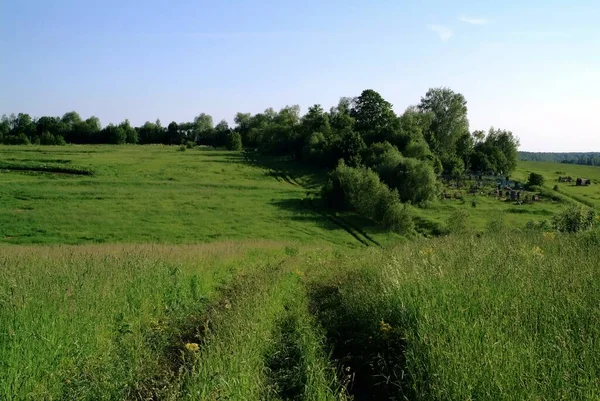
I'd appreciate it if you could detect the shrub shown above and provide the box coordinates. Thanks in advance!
[185,140,195,149]
[553,184,559,191]
[322,161,414,234]
[362,141,403,169]
[178,144,186,152]
[386,157,438,204]
[528,172,545,186]
[552,205,596,233]
[525,220,552,231]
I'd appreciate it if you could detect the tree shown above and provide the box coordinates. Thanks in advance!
[351,89,399,144]
[330,129,366,167]
[471,127,520,175]
[102,124,126,144]
[166,121,181,144]
[226,131,243,151]
[193,113,214,145]
[214,120,231,147]
[119,119,138,144]
[418,88,469,163]
[329,97,355,132]
[386,157,439,204]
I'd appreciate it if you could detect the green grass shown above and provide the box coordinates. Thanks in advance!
[2,146,600,400]
[0,145,399,247]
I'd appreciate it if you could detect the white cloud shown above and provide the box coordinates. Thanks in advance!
[459,16,488,25]
[427,24,453,41]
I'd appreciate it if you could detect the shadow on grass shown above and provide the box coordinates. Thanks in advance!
[265,311,308,401]
[271,198,382,247]
[308,279,426,401]
[412,216,447,237]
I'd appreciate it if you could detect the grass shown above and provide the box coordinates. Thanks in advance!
[2,145,600,399]
[0,145,400,247]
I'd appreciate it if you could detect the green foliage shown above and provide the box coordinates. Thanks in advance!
[446,209,470,233]
[418,88,469,160]
[351,89,399,144]
[471,128,520,174]
[226,131,243,151]
[528,172,545,186]
[322,161,414,234]
[552,205,596,233]
[387,157,439,204]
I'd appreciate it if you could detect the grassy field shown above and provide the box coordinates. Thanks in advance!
[0,145,400,247]
[2,145,600,400]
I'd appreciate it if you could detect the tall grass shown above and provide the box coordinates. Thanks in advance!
[2,231,600,399]
[183,255,344,400]
[309,229,600,400]
[0,241,287,400]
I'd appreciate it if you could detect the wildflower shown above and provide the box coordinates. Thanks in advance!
[295,269,305,277]
[185,342,199,352]
[532,246,544,257]
[419,248,434,256]
[379,320,393,334]
[542,231,556,240]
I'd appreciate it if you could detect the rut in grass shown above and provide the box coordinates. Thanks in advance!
[308,279,422,401]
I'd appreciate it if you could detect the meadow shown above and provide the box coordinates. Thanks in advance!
[1,145,600,400]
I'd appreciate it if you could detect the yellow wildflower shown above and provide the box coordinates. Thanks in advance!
[532,246,544,257]
[542,231,556,240]
[185,342,199,352]
[419,248,434,256]
[379,320,393,334]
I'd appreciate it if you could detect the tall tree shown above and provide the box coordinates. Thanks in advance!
[418,88,469,161]
[193,113,214,145]
[351,89,399,144]
[119,119,138,144]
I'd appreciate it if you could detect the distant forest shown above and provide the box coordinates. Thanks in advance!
[520,152,600,166]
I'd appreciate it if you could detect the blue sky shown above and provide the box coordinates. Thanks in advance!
[1,0,599,151]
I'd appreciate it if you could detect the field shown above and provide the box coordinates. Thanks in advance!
[0,145,401,247]
[2,145,600,400]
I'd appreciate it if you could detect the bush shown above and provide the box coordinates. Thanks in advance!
[185,140,195,149]
[525,220,552,231]
[552,205,596,233]
[386,157,439,204]
[322,161,414,234]
[528,172,545,186]
[178,144,186,152]
[553,184,559,191]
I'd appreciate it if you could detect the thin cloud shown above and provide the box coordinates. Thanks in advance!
[459,16,488,25]
[427,24,453,41]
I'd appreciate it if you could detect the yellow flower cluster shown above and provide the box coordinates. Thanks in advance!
[379,320,393,334]
[185,342,199,352]
[532,246,544,257]
[543,231,556,240]
[419,248,434,256]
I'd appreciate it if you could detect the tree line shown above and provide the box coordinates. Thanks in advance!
[1,88,519,234]
[520,152,600,166]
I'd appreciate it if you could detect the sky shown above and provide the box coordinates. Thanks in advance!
[1,0,599,152]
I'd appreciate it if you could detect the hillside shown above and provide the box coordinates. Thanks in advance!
[0,145,399,247]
